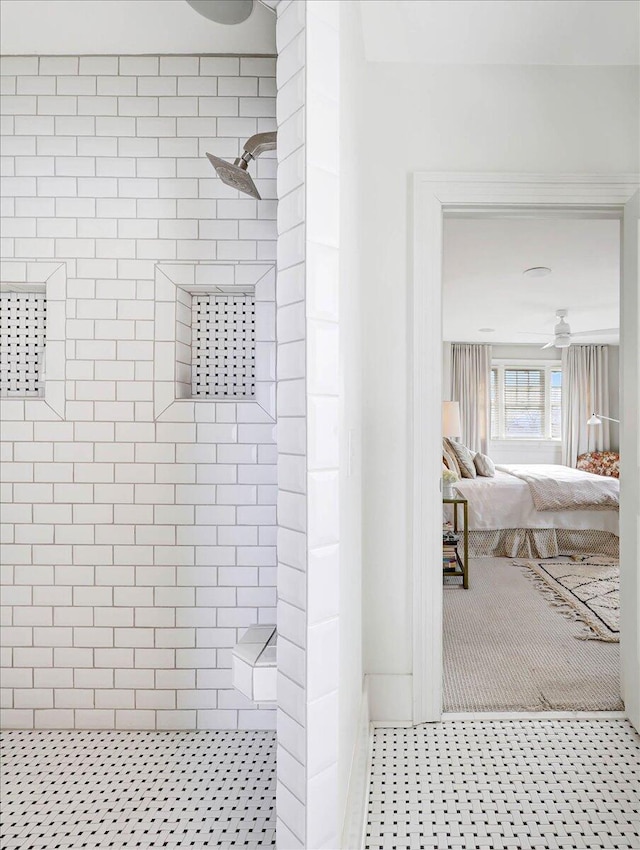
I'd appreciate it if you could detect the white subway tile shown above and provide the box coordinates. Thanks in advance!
[79,57,118,75]
[2,95,37,114]
[14,116,54,135]
[96,77,136,96]
[1,57,38,75]
[76,96,115,116]
[74,709,115,728]
[118,57,159,75]
[136,117,176,137]
[40,57,78,75]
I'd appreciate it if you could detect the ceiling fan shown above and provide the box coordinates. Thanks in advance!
[534,309,618,350]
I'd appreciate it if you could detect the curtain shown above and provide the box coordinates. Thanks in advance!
[561,344,610,467]
[450,343,492,454]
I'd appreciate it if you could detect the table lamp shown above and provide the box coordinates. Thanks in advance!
[442,401,462,439]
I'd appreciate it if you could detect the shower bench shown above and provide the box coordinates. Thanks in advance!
[232,625,277,704]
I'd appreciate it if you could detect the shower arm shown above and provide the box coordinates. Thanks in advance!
[234,132,277,170]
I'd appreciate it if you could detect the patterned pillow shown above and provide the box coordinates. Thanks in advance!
[474,452,496,477]
[576,451,620,478]
[443,448,461,479]
[445,438,477,479]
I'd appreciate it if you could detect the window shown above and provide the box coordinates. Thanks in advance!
[491,361,562,440]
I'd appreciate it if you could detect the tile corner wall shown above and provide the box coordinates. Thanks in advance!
[275,1,342,847]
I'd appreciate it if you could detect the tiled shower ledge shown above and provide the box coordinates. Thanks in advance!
[232,626,277,704]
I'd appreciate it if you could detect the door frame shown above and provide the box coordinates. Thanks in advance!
[410,173,640,727]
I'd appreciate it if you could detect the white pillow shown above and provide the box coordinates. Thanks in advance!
[474,452,496,477]
[446,439,477,479]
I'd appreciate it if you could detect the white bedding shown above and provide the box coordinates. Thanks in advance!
[496,463,619,511]
[452,469,619,534]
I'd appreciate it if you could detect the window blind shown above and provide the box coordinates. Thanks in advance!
[503,368,544,437]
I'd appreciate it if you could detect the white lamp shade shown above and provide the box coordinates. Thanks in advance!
[442,401,462,438]
[587,413,602,426]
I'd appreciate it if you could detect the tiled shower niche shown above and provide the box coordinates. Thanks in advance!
[0,262,66,419]
[190,293,256,400]
[0,287,47,398]
[154,263,275,420]
[191,294,256,400]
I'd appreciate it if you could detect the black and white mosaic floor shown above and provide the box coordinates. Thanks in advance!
[366,718,640,850]
[1,729,275,849]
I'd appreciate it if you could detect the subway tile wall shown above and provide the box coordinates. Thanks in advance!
[275,1,308,846]
[304,2,341,846]
[0,54,278,731]
[275,2,342,846]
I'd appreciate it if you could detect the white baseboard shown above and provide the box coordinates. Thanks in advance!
[341,678,370,850]
[367,674,412,722]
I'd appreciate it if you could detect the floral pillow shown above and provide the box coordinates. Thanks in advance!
[576,451,620,478]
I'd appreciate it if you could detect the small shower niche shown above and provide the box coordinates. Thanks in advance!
[0,285,47,398]
[0,262,66,419]
[189,291,256,400]
[153,263,275,421]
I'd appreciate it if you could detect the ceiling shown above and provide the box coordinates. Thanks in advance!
[0,0,276,56]
[442,217,620,345]
[360,0,640,65]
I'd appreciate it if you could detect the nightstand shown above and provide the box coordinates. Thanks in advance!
[443,491,469,589]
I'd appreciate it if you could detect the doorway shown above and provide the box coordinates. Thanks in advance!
[410,174,640,728]
[441,213,621,712]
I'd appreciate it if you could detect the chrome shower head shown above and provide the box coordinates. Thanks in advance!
[206,132,276,200]
[206,153,262,200]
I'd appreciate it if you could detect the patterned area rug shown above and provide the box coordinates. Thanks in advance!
[517,556,619,643]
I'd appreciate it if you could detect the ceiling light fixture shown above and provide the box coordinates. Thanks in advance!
[478,328,495,333]
[523,266,552,278]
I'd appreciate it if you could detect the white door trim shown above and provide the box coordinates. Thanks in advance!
[410,173,640,727]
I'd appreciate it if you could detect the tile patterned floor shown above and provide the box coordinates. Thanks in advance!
[0,729,275,849]
[366,719,640,850]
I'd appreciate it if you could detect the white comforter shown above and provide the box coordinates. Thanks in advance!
[496,463,619,511]
[452,467,619,534]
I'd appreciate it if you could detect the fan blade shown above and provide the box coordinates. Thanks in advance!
[570,328,619,338]
[514,331,552,337]
[541,341,555,349]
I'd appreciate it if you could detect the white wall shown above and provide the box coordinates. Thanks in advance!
[0,0,276,56]
[338,0,364,843]
[0,54,278,731]
[361,63,639,688]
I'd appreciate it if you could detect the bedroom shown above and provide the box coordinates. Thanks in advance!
[441,213,621,713]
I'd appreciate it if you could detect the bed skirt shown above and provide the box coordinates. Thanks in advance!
[468,528,619,558]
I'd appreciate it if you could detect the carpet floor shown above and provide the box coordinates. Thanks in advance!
[443,557,622,712]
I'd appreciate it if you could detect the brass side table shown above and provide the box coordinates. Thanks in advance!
[443,491,469,589]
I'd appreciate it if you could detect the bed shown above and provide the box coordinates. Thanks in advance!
[447,463,619,558]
